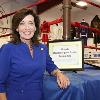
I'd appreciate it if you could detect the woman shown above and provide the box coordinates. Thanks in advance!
[0,8,70,100]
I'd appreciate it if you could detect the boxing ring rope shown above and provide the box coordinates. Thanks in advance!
[0,33,11,38]
[84,46,100,50]
[71,22,100,34]
[83,0,100,9]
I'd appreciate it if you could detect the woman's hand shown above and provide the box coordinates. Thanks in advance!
[52,69,70,89]
[56,71,70,89]
[0,93,7,100]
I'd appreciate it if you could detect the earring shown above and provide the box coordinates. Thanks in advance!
[16,28,18,32]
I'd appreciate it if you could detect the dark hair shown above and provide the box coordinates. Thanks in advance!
[11,8,40,44]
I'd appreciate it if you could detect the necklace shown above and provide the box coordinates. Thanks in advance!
[29,44,33,51]
[28,44,33,58]
[21,40,33,57]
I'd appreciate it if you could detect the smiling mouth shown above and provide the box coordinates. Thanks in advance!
[24,32,32,35]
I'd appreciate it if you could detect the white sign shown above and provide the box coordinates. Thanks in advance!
[48,40,83,70]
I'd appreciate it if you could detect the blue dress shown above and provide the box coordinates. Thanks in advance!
[0,42,57,100]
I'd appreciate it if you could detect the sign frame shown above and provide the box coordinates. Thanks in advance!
[48,39,84,71]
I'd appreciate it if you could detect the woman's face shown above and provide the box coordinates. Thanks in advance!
[16,15,36,40]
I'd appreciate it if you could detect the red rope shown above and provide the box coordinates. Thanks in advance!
[26,0,48,8]
[0,34,12,38]
[71,22,100,34]
[83,0,100,8]
[48,17,63,25]
[84,45,100,50]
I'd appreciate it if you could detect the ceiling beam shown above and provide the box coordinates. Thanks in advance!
[37,0,62,14]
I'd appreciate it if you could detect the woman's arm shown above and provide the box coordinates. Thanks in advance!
[0,44,12,99]
[44,45,70,88]
[0,93,7,100]
[51,69,70,89]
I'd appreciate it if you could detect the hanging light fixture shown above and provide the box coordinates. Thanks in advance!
[76,1,87,7]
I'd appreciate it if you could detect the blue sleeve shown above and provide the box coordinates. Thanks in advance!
[45,45,58,74]
[0,44,11,92]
